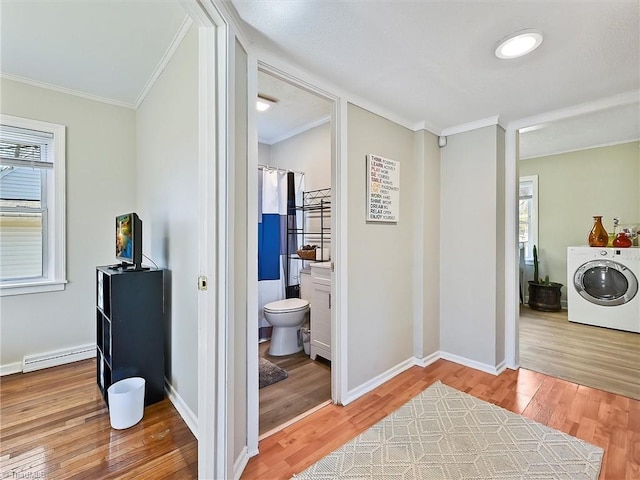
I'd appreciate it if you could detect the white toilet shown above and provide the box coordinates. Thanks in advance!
[264,298,310,356]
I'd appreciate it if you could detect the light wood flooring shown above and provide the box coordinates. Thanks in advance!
[520,305,640,400]
[259,341,331,435]
[0,359,197,479]
[3,341,638,479]
[242,359,640,480]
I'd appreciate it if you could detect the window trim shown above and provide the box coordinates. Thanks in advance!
[519,174,538,264]
[0,114,67,296]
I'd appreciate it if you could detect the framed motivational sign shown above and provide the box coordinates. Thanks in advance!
[366,154,400,223]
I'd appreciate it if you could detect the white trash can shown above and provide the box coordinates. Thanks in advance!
[300,328,311,355]
[107,377,146,430]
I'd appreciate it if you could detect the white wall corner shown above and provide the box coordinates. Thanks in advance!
[413,132,426,359]
[342,357,416,406]
[134,15,194,109]
[414,351,441,368]
[494,359,508,375]
[0,362,22,376]
[439,351,505,376]
[233,446,250,480]
[165,377,199,440]
[412,119,441,137]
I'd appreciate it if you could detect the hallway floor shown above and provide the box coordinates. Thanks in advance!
[519,305,640,400]
[259,341,331,436]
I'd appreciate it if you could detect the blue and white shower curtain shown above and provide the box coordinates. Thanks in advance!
[258,167,304,340]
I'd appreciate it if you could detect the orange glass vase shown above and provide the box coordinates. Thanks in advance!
[588,216,608,247]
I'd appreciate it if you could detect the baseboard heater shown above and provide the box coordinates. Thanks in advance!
[22,344,96,373]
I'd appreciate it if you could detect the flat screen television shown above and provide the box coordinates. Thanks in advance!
[115,213,143,270]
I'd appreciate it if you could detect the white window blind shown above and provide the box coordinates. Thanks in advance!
[0,125,52,282]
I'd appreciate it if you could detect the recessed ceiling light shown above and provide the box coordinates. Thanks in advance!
[257,94,277,112]
[495,29,543,59]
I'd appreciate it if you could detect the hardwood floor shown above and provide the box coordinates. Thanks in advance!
[520,305,640,400]
[3,345,638,479]
[259,342,331,436]
[0,359,197,479]
[242,359,640,480]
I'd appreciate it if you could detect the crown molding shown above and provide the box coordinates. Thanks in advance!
[412,120,440,136]
[440,115,502,137]
[520,138,640,160]
[0,73,135,109]
[134,15,193,109]
[259,115,331,145]
[508,90,640,132]
[255,47,419,133]
[1,15,195,112]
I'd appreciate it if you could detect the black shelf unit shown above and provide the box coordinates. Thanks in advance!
[285,188,331,297]
[96,266,165,406]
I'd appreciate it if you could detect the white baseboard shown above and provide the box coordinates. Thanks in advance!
[341,350,509,406]
[164,378,198,440]
[233,446,250,480]
[439,351,505,375]
[342,357,416,406]
[0,362,22,376]
[22,343,96,373]
[414,350,440,368]
[494,360,508,375]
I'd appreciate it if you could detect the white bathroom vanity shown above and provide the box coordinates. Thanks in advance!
[309,262,332,362]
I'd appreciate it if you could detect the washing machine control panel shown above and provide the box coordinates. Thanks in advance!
[612,248,640,261]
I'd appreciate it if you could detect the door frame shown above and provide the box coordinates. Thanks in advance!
[185,0,231,477]
[503,90,639,369]
[246,54,346,454]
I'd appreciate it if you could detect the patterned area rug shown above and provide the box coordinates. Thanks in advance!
[293,381,604,479]
[259,357,288,389]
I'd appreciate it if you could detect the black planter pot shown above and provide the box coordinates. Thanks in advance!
[528,281,563,312]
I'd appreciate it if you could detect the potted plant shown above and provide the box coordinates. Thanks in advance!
[527,245,563,312]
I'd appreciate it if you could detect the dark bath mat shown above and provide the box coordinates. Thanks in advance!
[259,357,288,388]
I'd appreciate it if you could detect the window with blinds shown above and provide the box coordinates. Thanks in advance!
[519,175,538,262]
[0,126,53,282]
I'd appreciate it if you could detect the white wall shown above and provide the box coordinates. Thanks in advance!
[0,78,136,368]
[495,127,506,363]
[440,125,505,369]
[268,122,332,191]
[258,142,272,166]
[135,26,199,414]
[346,103,416,390]
[232,37,249,467]
[416,130,441,358]
[520,141,640,298]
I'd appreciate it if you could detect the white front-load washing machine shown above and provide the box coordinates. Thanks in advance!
[567,246,640,333]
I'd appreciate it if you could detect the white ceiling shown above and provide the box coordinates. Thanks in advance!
[0,1,188,107]
[1,1,638,155]
[231,1,639,131]
[519,102,640,159]
[258,70,332,144]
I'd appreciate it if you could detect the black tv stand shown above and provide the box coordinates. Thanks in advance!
[96,266,165,406]
[109,263,150,272]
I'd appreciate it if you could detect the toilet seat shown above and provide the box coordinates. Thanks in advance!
[264,298,309,314]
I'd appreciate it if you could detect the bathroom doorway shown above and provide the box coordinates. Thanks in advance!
[253,66,337,437]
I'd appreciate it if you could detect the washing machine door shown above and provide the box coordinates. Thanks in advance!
[574,260,638,306]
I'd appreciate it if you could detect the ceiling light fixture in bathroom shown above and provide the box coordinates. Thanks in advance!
[257,94,277,112]
[495,29,543,59]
